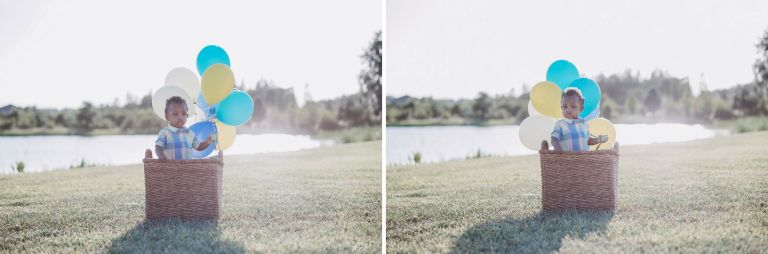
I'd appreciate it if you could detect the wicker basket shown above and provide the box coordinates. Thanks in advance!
[539,140,619,211]
[142,150,224,220]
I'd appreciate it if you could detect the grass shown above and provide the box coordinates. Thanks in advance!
[313,126,382,144]
[387,132,768,253]
[0,141,382,253]
[711,116,768,133]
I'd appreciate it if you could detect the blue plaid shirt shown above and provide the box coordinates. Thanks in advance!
[551,118,591,151]
[155,126,201,160]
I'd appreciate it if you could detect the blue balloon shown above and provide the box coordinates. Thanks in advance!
[196,92,217,119]
[583,104,600,121]
[568,77,602,118]
[546,60,580,90]
[196,45,231,76]
[216,90,254,126]
[189,121,218,159]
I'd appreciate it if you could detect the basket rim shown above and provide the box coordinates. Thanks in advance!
[539,140,620,156]
[143,150,224,165]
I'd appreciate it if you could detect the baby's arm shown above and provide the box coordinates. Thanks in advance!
[195,135,215,151]
[155,145,166,160]
[588,135,609,145]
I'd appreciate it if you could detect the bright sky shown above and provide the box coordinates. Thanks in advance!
[0,0,381,109]
[387,0,768,99]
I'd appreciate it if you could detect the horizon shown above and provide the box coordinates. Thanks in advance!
[385,69,755,102]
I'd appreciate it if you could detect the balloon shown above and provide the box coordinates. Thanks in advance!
[530,81,563,119]
[164,67,200,100]
[518,115,556,151]
[201,64,234,105]
[189,121,217,158]
[196,45,231,76]
[216,90,254,126]
[546,60,579,90]
[583,104,600,121]
[151,86,195,120]
[215,121,236,151]
[196,92,217,119]
[527,100,540,117]
[567,77,601,118]
[587,118,616,151]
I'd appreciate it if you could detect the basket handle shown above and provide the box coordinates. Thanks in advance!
[145,149,153,159]
[613,142,620,154]
[540,140,549,151]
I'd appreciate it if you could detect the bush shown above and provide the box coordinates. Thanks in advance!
[318,114,341,131]
[13,161,25,173]
[410,152,422,164]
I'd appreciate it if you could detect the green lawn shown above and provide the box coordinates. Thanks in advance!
[1,141,382,253]
[387,132,768,253]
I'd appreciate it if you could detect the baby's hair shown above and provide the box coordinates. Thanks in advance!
[165,96,187,113]
[562,87,585,105]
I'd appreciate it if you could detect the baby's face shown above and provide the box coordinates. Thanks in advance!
[165,103,188,128]
[561,96,583,119]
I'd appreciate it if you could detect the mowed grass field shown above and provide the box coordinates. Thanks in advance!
[1,141,381,253]
[387,132,768,253]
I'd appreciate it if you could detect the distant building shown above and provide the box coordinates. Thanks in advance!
[0,105,16,117]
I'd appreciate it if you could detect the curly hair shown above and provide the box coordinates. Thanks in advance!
[562,87,584,105]
[165,96,187,113]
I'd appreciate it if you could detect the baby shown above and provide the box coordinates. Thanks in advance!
[154,96,215,160]
[551,88,608,151]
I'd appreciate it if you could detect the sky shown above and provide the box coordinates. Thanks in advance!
[387,0,768,99]
[0,0,381,109]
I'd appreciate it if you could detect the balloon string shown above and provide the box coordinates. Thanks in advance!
[212,118,221,152]
[591,134,602,150]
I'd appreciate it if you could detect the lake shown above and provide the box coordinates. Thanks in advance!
[386,124,729,165]
[1,134,333,173]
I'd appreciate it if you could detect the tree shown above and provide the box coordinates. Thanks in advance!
[359,31,382,118]
[472,92,492,120]
[77,102,96,132]
[755,28,768,89]
[752,27,768,114]
[252,98,267,126]
[644,88,661,116]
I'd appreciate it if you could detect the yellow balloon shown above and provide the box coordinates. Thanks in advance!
[587,118,616,150]
[201,64,234,105]
[215,121,236,151]
[530,81,563,119]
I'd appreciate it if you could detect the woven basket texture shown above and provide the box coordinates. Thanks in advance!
[143,150,224,219]
[539,140,619,211]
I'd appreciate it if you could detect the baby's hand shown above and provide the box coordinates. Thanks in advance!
[598,135,609,143]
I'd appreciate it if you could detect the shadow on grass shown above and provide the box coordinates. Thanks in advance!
[108,219,245,253]
[451,210,613,253]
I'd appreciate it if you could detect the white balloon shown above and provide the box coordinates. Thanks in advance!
[518,115,556,151]
[164,67,200,101]
[152,86,196,120]
[527,100,541,117]
[184,105,206,128]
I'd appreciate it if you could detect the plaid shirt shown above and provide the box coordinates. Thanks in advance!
[155,125,201,160]
[551,118,591,152]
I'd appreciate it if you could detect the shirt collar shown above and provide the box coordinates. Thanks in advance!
[563,118,584,124]
[167,125,180,132]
